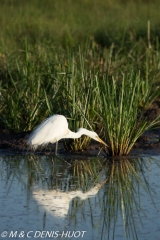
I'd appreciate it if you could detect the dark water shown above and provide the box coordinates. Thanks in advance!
[0,154,160,240]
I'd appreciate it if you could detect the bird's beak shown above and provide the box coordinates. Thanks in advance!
[97,137,108,147]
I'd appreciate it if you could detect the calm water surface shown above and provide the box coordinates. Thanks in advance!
[0,154,160,240]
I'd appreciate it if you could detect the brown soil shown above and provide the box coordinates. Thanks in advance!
[0,99,160,157]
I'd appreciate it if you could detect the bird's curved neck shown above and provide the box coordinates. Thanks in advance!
[65,128,91,139]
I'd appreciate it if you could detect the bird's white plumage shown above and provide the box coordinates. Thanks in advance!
[27,115,69,148]
[27,114,107,151]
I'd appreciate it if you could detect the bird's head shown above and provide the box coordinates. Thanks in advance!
[78,128,108,147]
[91,132,108,147]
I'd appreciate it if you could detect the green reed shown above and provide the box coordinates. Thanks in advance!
[0,37,160,154]
[0,0,160,50]
[0,41,101,151]
[0,41,61,131]
[44,45,101,151]
[98,68,160,156]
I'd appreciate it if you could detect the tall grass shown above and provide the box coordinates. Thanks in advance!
[0,0,160,155]
[51,47,100,151]
[0,39,160,154]
[0,41,59,131]
[98,69,160,156]
[0,41,102,150]
[0,0,160,50]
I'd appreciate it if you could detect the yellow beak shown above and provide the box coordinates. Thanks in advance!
[97,136,108,147]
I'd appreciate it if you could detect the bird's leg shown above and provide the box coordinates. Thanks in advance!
[55,141,58,156]
[53,141,71,165]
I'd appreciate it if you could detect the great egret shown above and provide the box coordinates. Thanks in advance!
[27,114,107,154]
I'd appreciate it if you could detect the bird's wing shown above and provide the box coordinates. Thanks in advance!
[27,115,69,146]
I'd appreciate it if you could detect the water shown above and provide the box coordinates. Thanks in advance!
[0,154,160,240]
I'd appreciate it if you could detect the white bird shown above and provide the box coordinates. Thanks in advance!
[27,114,107,154]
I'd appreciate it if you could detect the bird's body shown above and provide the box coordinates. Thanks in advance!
[27,114,107,151]
[27,115,69,147]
